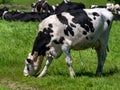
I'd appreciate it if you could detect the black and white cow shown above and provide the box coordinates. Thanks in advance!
[31,0,85,14]
[113,14,120,21]
[2,10,51,22]
[90,3,120,14]
[23,8,113,77]
[54,0,85,14]
[31,0,54,13]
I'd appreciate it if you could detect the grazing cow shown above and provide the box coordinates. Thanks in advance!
[23,8,113,77]
[2,11,51,22]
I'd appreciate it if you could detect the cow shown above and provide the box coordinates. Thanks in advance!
[23,8,113,78]
[31,0,54,13]
[114,4,120,14]
[2,10,51,22]
[90,3,120,14]
[54,0,85,14]
[113,14,120,21]
[31,0,85,14]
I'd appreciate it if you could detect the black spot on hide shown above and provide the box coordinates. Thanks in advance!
[56,13,75,36]
[51,35,53,37]
[70,23,76,28]
[48,23,53,28]
[86,37,88,40]
[92,12,100,16]
[70,9,95,33]
[57,14,68,25]
[83,31,87,35]
[53,40,59,44]
[59,37,65,44]
[93,17,96,20]
[32,27,54,56]
[53,37,65,44]
[64,26,74,36]
[43,27,53,34]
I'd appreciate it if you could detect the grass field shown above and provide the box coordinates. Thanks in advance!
[0,0,120,90]
[0,0,109,7]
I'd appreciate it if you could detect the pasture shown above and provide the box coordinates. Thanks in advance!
[0,0,120,90]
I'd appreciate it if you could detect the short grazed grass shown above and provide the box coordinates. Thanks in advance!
[0,20,120,90]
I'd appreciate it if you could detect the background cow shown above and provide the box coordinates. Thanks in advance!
[54,0,85,14]
[31,0,85,14]
[2,10,51,22]
[23,8,113,77]
[113,14,120,20]
[31,0,54,13]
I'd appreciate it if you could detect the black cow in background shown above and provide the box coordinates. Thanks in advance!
[3,10,51,22]
[54,0,85,14]
[1,0,85,22]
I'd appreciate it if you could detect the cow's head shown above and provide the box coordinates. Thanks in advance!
[23,27,53,76]
[23,52,44,76]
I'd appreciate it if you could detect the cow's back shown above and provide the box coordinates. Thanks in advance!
[38,9,113,50]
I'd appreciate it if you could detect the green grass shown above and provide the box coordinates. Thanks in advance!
[0,0,120,90]
[0,0,109,7]
[0,19,120,90]
[0,84,10,90]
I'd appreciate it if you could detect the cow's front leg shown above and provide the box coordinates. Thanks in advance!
[38,57,53,78]
[62,45,75,78]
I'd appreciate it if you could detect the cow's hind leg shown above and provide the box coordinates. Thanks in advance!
[62,44,75,78]
[95,44,107,76]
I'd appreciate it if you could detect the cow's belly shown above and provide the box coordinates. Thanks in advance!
[71,41,98,50]
[70,35,100,50]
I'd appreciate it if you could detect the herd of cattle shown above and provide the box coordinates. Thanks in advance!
[22,0,115,77]
[0,0,85,22]
[0,0,120,22]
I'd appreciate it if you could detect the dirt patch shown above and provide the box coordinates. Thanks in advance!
[0,78,38,90]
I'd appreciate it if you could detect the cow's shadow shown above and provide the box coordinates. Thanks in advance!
[76,67,119,77]
[34,66,119,77]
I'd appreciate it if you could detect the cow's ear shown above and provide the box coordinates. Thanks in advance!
[27,59,33,64]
